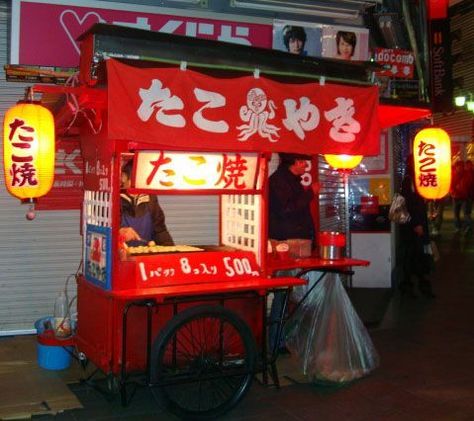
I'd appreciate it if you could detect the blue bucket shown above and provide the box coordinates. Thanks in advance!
[34,317,73,371]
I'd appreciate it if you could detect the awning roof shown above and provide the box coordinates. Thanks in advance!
[379,101,432,128]
[33,24,432,137]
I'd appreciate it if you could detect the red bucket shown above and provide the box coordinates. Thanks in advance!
[318,232,346,260]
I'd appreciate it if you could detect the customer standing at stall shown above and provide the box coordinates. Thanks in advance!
[399,155,435,298]
[119,160,174,246]
[268,153,319,351]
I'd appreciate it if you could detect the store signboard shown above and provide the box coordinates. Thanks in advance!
[108,59,380,156]
[11,0,273,68]
[36,138,84,210]
[429,18,453,113]
[374,48,415,79]
[134,151,259,191]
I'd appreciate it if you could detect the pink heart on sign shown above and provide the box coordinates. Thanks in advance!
[60,10,105,54]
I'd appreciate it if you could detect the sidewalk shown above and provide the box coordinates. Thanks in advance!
[34,211,474,420]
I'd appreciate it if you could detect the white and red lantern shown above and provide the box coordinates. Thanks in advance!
[3,102,55,201]
[413,127,451,200]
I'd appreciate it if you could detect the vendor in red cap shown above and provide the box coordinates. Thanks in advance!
[268,152,319,352]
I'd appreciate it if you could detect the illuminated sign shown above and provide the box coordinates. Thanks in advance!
[3,102,55,200]
[413,127,451,200]
[134,151,259,191]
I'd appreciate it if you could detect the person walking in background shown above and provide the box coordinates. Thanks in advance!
[450,160,468,233]
[398,155,435,298]
[282,25,307,56]
[428,198,445,237]
[463,160,474,234]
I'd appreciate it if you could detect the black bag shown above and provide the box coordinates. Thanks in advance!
[389,193,411,224]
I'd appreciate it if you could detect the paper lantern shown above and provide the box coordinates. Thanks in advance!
[324,154,363,170]
[3,102,55,200]
[413,127,451,200]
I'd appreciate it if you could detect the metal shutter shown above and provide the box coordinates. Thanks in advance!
[0,0,218,334]
[0,0,82,333]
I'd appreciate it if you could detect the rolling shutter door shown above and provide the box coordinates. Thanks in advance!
[0,0,218,333]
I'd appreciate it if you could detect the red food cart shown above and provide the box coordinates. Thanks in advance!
[26,23,392,419]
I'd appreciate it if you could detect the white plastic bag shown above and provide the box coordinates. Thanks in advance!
[389,193,411,224]
[285,272,379,383]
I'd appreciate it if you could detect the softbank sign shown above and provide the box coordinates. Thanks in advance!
[11,0,273,68]
[429,19,453,113]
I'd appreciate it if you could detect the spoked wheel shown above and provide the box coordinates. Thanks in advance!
[151,305,257,420]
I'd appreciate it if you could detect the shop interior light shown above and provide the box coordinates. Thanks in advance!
[231,0,361,19]
[454,95,466,107]
[454,93,474,113]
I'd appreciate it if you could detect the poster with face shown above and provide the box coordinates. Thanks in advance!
[321,25,369,61]
[272,20,322,57]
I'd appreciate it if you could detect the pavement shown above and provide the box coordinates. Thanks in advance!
[33,208,474,420]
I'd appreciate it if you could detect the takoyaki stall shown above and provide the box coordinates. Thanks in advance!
[6,23,426,419]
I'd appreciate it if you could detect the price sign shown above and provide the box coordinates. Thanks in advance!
[134,251,261,287]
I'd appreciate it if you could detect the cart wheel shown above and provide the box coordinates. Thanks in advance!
[151,305,257,420]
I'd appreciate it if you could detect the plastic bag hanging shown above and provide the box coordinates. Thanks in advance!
[284,272,379,383]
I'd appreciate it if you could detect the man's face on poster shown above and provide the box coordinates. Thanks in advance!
[288,37,304,55]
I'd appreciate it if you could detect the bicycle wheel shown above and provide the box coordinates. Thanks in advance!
[151,305,257,420]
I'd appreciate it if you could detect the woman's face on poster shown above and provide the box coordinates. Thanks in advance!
[338,37,354,60]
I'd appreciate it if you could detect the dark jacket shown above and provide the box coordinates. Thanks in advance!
[120,193,174,245]
[400,174,430,245]
[268,165,314,240]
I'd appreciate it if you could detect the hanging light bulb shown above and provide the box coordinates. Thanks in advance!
[324,154,363,170]
[454,95,466,107]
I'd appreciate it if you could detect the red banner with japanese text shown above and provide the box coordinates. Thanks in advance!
[36,138,84,210]
[107,59,380,156]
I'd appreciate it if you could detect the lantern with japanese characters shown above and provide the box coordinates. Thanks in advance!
[413,127,451,200]
[324,154,363,170]
[3,102,55,200]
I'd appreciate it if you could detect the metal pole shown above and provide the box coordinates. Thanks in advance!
[343,172,353,288]
[344,172,351,259]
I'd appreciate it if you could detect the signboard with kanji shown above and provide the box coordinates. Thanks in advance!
[107,59,380,156]
[134,151,258,191]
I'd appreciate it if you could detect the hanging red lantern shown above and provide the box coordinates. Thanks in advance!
[3,101,55,201]
[413,127,451,200]
[324,154,363,170]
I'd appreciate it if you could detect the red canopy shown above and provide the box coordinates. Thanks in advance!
[378,104,431,129]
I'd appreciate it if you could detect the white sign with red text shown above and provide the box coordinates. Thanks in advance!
[134,151,259,191]
[374,48,415,79]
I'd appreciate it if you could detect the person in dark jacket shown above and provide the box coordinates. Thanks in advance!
[269,153,316,241]
[119,161,174,246]
[268,153,319,351]
[398,155,435,298]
